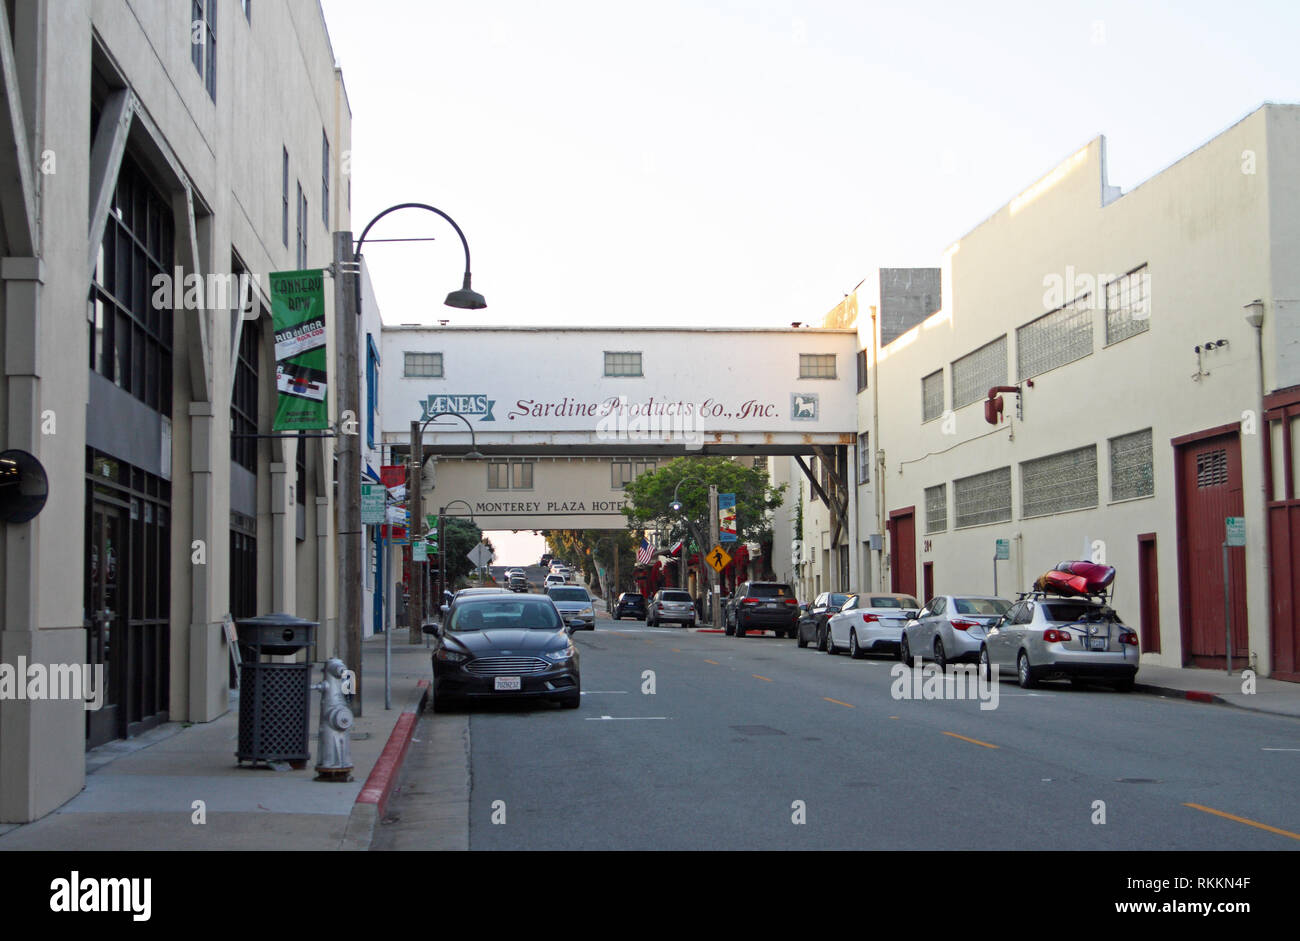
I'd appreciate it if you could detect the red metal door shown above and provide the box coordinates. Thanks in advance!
[889,508,917,598]
[923,561,934,604]
[1175,430,1247,666]
[1137,533,1160,654]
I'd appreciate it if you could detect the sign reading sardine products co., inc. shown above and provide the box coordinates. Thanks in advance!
[271,269,328,430]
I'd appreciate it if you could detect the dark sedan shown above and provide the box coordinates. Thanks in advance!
[612,592,647,620]
[429,594,581,711]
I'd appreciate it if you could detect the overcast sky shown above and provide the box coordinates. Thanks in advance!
[319,0,1300,562]
[319,0,1299,332]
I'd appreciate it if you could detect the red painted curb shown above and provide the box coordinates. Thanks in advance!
[356,682,429,817]
[694,629,725,633]
[1185,690,1216,703]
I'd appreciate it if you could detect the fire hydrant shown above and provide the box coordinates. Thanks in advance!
[312,658,354,781]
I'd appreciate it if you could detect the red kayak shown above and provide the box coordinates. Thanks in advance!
[1033,560,1115,596]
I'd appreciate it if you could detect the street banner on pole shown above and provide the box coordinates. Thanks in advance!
[719,492,737,542]
[380,465,406,489]
[270,269,328,430]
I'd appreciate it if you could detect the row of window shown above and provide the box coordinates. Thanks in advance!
[482,460,659,491]
[921,265,1149,422]
[402,350,842,380]
[923,428,1154,534]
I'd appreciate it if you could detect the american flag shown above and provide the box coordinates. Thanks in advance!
[635,538,655,565]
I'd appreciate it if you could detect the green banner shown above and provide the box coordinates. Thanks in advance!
[270,269,328,430]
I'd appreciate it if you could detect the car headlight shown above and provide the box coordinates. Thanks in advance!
[581,606,594,617]
[435,646,468,663]
[544,646,576,662]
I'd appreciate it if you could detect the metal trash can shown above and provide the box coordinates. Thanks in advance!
[236,613,317,767]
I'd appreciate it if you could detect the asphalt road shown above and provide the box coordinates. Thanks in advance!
[382,614,1300,851]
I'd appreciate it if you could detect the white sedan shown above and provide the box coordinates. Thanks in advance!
[824,593,921,658]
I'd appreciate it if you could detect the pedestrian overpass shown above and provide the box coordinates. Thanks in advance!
[378,325,861,532]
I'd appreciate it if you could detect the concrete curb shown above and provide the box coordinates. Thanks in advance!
[1136,683,1225,705]
[339,679,430,851]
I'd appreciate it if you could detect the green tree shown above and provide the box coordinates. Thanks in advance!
[438,516,490,584]
[542,529,637,596]
[622,456,784,552]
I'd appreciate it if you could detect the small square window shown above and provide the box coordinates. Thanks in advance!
[512,462,534,489]
[487,462,509,490]
[611,461,632,489]
[404,352,443,378]
[799,354,836,379]
[604,351,642,376]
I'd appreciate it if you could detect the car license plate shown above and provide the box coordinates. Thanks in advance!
[1089,637,1107,651]
[494,676,521,691]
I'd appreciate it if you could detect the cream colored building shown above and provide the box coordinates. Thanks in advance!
[796,104,1300,678]
[0,1,352,821]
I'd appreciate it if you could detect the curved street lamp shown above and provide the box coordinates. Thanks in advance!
[354,202,486,312]
[436,498,479,621]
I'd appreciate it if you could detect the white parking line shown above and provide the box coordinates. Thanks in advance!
[580,691,629,695]
[1261,747,1300,751]
[585,716,670,721]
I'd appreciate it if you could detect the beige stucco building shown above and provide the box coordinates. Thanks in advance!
[0,1,351,822]
[794,103,1300,679]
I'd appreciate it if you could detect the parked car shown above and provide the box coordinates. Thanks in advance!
[796,592,849,648]
[443,586,510,618]
[981,594,1139,690]
[647,589,696,627]
[613,592,647,620]
[900,595,1012,669]
[429,593,580,711]
[726,581,799,637]
[824,592,920,657]
[546,585,597,630]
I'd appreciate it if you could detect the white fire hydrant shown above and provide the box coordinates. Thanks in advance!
[312,658,354,780]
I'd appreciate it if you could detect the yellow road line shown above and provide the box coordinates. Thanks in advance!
[703,659,720,665]
[752,674,773,682]
[1183,802,1300,841]
[671,648,681,653]
[942,731,999,749]
[823,697,855,708]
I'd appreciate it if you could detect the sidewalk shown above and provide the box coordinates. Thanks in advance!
[1133,661,1300,719]
[0,628,432,851]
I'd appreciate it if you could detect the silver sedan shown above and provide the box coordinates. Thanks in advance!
[900,595,1012,670]
[981,595,1139,690]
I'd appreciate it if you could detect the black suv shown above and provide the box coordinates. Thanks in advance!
[727,581,799,637]
[796,592,849,649]
[613,592,647,620]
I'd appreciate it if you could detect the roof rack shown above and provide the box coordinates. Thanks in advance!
[1016,588,1112,604]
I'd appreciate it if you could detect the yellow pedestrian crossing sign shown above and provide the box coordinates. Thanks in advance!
[706,544,732,573]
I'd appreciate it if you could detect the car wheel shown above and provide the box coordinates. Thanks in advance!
[817,627,828,652]
[796,628,808,648]
[735,622,746,637]
[613,613,620,621]
[826,629,838,655]
[560,690,581,709]
[934,638,947,673]
[979,645,992,684]
[724,620,734,636]
[431,688,453,713]
[1017,650,1038,689]
[899,633,912,665]
[850,629,864,659]
[1114,676,1135,693]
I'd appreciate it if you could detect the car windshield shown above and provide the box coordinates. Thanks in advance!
[828,593,848,606]
[748,584,792,597]
[621,594,644,601]
[954,597,1011,616]
[549,588,590,602]
[660,591,692,602]
[449,599,562,632]
[1042,601,1112,623]
[868,596,919,609]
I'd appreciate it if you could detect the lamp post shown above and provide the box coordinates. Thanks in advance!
[669,475,719,621]
[438,500,477,614]
[409,411,484,644]
[339,202,485,712]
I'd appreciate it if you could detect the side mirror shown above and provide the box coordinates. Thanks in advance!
[440,604,450,616]
[902,609,919,620]
[421,621,441,637]
[564,623,576,635]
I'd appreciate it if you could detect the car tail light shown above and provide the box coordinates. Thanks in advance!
[1120,632,1139,646]
[1043,629,1072,643]
[861,613,879,623]
[950,618,979,631]
[784,598,799,605]
[741,597,760,605]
